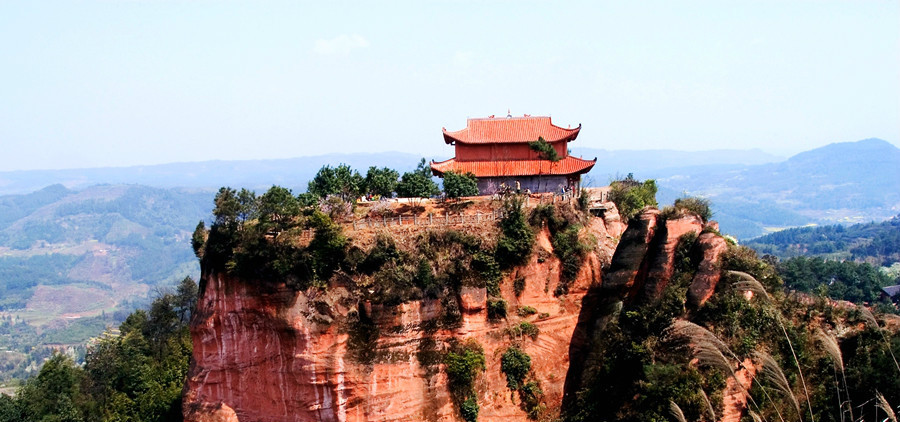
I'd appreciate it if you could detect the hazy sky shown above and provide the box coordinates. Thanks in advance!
[1,1,897,171]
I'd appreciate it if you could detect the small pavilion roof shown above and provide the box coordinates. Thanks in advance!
[442,116,581,145]
[883,285,900,298]
[430,156,596,178]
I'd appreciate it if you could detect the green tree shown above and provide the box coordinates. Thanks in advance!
[528,137,561,162]
[191,220,206,258]
[17,354,85,422]
[307,164,364,201]
[396,159,440,203]
[212,187,240,229]
[364,166,400,198]
[175,276,198,323]
[257,185,300,236]
[443,171,479,200]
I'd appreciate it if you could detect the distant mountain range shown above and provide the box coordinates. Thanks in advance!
[0,138,897,239]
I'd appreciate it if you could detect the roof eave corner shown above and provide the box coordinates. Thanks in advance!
[442,130,457,145]
[569,123,582,142]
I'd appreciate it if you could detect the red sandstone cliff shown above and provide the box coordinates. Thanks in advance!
[184,204,624,422]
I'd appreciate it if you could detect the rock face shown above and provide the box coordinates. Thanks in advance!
[641,214,703,301]
[184,213,620,422]
[687,232,729,307]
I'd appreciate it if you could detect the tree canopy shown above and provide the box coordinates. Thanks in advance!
[364,166,400,198]
[397,159,440,200]
[443,171,478,200]
[528,137,561,162]
[307,164,364,201]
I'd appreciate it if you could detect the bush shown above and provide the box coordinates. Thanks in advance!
[513,276,526,297]
[443,171,479,200]
[460,397,479,422]
[672,197,713,222]
[487,298,507,321]
[519,380,545,419]
[501,346,532,390]
[552,225,593,293]
[517,306,537,317]
[496,197,535,268]
[608,174,657,222]
[445,339,486,421]
[507,321,540,340]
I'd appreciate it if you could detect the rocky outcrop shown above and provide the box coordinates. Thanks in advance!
[687,232,729,307]
[602,209,660,297]
[184,214,618,422]
[563,210,727,411]
[641,214,703,301]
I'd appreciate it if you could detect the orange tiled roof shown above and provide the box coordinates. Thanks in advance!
[442,116,580,144]
[430,156,596,178]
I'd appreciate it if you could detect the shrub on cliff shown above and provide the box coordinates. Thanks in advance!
[496,196,535,269]
[445,339,486,422]
[501,346,531,390]
[660,196,713,223]
[608,174,657,222]
[487,298,507,321]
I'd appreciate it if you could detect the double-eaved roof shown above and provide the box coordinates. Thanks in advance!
[442,116,581,145]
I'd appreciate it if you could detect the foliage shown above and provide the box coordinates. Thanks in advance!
[519,380,545,419]
[460,397,479,422]
[778,256,894,304]
[191,220,206,258]
[513,276,526,297]
[396,159,440,200]
[487,298,507,321]
[507,321,540,341]
[528,137,561,162]
[661,197,713,222]
[552,225,592,294]
[0,282,197,422]
[204,185,350,289]
[443,171,479,200]
[495,196,535,269]
[517,306,537,317]
[608,174,658,222]
[364,166,399,198]
[307,164,364,201]
[501,346,531,390]
[445,339,486,421]
[529,201,592,294]
[746,215,900,266]
[257,185,300,235]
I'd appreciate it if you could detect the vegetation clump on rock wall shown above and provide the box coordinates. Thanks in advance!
[529,201,595,294]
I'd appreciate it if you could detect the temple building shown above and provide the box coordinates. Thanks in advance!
[430,115,597,194]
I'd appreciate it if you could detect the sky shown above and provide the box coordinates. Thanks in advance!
[0,0,897,171]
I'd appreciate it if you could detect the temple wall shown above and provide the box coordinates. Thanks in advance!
[455,142,567,161]
[477,175,579,194]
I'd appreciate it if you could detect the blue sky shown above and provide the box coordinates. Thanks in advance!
[1,1,897,171]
